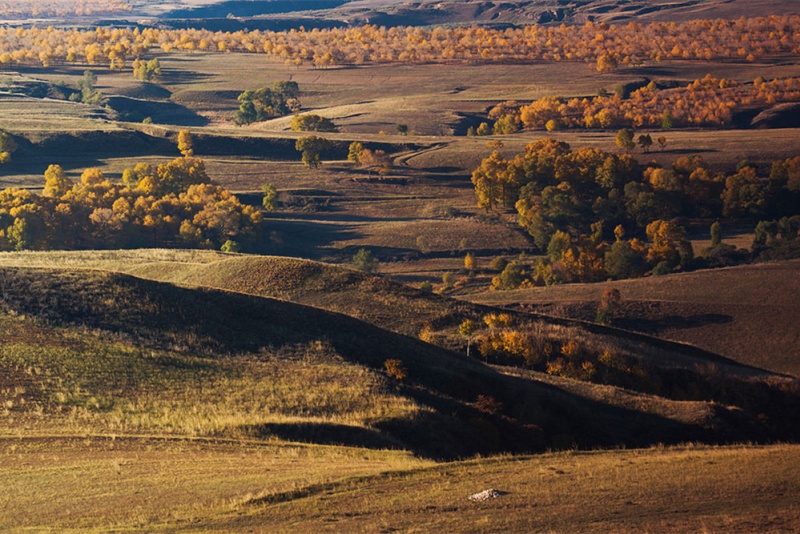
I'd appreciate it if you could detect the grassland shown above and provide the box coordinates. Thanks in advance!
[3,438,797,530]
[5,54,800,270]
[0,258,797,529]
[1,12,799,530]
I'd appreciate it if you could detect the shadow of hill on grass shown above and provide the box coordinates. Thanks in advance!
[0,265,769,458]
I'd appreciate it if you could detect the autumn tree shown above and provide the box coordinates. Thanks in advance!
[352,248,378,272]
[721,166,766,217]
[347,141,364,163]
[42,164,72,197]
[76,70,102,105]
[132,58,161,82]
[177,129,194,157]
[710,220,722,246]
[295,135,332,169]
[637,134,653,153]
[290,114,336,132]
[645,219,693,270]
[459,319,479,357]
[595,287,622,324]
[234,82,300,125]
[604,238,647,279]
[615,128,635,153]
[0,132,17,164]
[358,149,392,177]
[262,183,277,211]
[464,252,476,271]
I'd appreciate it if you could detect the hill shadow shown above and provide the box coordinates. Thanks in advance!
[240,422,401,450]
[106,96,209,126]
[617,313,734,335]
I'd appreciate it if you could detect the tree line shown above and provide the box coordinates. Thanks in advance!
[472,139,800,285]
[0,0,129,18]
[484,75,800,132]
[0,15,799,69]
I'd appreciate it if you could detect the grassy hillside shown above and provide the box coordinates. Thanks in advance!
[0,263,782,458]
[0,250,784,381]
[136,0,800,27]
[470,260,800,377]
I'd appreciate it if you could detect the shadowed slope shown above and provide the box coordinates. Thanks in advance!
[0,265,769,457]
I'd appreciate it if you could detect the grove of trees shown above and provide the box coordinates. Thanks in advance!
[0,156,262,252]
[0,0,130,18]
[233,81,300,126]
[472,139,800,285]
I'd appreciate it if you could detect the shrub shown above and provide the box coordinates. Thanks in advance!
[464,252,476,271]
[488,256,508,272]
[491,261,525,290]
[442,271,456,289]
[384,359,408,381]
[652,261,672,276]
[418,325,435,343]
[221,239,240,253]
[595,287,622,325]
[474,394,502,415]
[352,248,378,273]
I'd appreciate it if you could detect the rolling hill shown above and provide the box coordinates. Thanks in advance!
[0,261,785,458]
[470,260,800,377]
[132,0,800,29]
[1,250,798,453]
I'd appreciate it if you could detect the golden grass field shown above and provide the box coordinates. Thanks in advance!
[3,438,798,531]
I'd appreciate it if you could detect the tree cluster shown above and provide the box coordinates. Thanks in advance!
[233,81,300,126]
[487,75,800,131]
[132,57,161,82]
[0,16,799,70]
[295,135,333,168]
[0,157,262,252]
[289,113,336,132]
[347,141,392,177]
[460,313,800,435]
[472,139,800,284]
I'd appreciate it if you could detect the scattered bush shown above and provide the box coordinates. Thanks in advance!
[384,359,408,381]
[352,248,378,273]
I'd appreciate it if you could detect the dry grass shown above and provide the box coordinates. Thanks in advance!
[182,444,800,532]
[0,436,428,530]
[2,261,783,459]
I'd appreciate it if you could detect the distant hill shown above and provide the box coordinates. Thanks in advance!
[141,0,800,28]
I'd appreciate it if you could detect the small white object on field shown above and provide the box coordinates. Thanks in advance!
[468,489,507,502]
